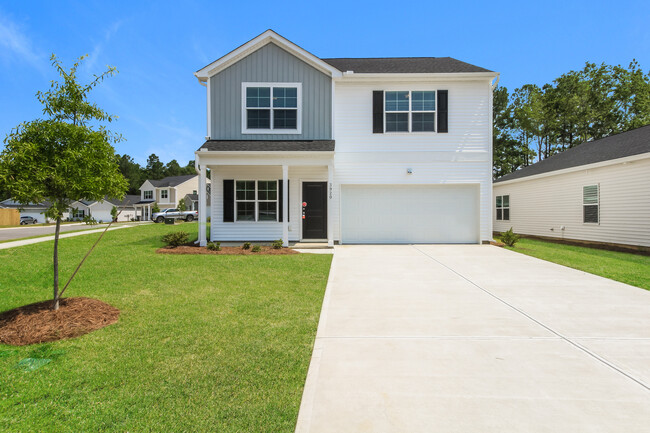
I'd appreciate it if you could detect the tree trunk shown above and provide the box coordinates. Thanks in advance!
[52,216,61,310]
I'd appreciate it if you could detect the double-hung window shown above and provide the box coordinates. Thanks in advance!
[583,185,599,223]
[242,83,302,134]
[496,195,509,221]
[235,180,278,222]
[161,189,168,200]
[385,90,436,132]
[144,190,153,200]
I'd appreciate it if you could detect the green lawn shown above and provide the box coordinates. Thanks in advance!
[0,224,332,432]
[504,237,650,290]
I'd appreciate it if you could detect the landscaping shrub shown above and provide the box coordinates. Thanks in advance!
[272,239,283,249]
[242,242,251,250]
[206,241,221,251]
[500,227,520,247]
[83,215,98,225]
[162,231,189,248]
[251,245,261,252]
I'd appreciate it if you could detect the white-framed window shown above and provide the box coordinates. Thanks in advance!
[583,184,599,224]
[241,82,302,134]
[72,209,85,219]
[144,190,153,200]
[161,189,168,200]
[235,180,278,222]
[496,195,509,221]
[385,90,436,133]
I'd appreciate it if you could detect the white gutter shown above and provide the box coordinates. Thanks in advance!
[491,73,501,90]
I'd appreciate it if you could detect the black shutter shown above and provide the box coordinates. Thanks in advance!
[372,91,384,133]
[278,180,289,222]
[223,179,234,222]
[437,90,448,133]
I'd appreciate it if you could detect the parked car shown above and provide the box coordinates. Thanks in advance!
[152,208,198,223]
[20,216,37,225]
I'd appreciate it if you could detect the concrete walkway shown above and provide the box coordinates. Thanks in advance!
[296,245,650,433]
[0,224,138,250]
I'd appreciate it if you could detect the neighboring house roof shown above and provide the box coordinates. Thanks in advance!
[495,124,650,183]
[0,199,52,209]
[199,140,335,152]
[185,194,199,201]
[322,57,492,74]
[135,200,156,205]
[148,175,198,188]
[108,195,141,208]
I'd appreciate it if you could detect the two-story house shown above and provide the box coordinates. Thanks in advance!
[194,30,498,246]
[135,174,206,220]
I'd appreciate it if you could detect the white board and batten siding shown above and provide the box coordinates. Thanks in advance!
[493,155,650,248]
[333,79,493,243]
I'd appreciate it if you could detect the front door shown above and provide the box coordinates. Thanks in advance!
[302,182,327,240]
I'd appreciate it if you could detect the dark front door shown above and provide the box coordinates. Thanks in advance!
[302,182,327,239]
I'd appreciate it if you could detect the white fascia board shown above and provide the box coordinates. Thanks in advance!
[195,150,334,166]
[194,30,342,82]
[494,152,650,186]
[335,72,498,82]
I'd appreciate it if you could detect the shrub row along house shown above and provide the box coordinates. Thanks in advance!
[493,125,650,252]
[193,30,498,246]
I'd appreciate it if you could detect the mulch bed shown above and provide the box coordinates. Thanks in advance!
[157,245,299,255]
[0,297,120,346]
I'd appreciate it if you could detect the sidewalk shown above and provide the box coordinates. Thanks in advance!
[0,224,136,250]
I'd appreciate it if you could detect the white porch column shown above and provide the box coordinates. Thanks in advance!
[282,164,289,247]
[198,163,207,246]
[327,163,334,247]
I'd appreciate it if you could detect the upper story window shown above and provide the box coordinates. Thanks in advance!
[161,189,168,200]
[385,91,436,133]
[242,83,302,134]
[496,195,509,221]
[144,190,153,200]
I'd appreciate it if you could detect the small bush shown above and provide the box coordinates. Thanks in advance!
[206,242,221,251]
[83,215,98,225]
[251,245,261,252]
[500,227,520,247]
[272,239,283,249]
[162,231,189,248]
[242,242,251,250]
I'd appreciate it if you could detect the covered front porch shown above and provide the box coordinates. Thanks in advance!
[134,200,155,221]
[195,151,334,247]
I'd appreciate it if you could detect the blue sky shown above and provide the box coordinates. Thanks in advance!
[1,0,648,165]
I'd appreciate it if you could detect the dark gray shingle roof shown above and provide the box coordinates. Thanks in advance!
[149,174,198,187]
[322,57,492,74]
[495,124,650,183]
[185,194,199,201]
[199,140,335,152]
[107,195,141,207]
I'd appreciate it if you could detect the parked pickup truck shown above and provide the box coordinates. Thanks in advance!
[152,208,198,223]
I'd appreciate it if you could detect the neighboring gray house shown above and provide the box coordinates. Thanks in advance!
[193,30,498,246]
[494,125,650,251]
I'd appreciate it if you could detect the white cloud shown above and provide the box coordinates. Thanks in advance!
[0,12,45,72]
[84,19,124,73]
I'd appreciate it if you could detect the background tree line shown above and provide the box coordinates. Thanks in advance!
[493,60,650,179]
[117,154,196,195]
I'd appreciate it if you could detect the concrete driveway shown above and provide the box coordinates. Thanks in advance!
[296,245,650,433]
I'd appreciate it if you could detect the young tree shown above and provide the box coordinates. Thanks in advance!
[178,198,186,212]
[0,55,127,310]
[152,202,160,213]
[111,205,118,222]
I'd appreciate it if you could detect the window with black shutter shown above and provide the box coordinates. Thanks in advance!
[583,185,599,223]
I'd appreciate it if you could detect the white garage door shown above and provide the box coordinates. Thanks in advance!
[341,184,480,244]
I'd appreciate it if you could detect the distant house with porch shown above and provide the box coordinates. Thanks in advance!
[135,174,207,220]
[1,195,140,223]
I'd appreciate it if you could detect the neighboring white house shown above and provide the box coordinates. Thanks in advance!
[135,175,206,220]
[69,195,140,222]
[493,125,650,250]
[193,30,498,246]
[0,199,68,223]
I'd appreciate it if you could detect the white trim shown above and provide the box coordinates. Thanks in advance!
[282,165,289,247]
[206,78,212,138]
[331,80,336,140]
[241,82,303,135]
[494,152,650,186]
[194,30,342,81]
[582,183,600,225]
[336,72,498,82]
[383,90,436,134]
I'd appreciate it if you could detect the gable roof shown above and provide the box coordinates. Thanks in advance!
[195,30,495,81]
[495,124,650,183]
[147,174,198,188]
[195,29,342,81]
[322,57,492,74]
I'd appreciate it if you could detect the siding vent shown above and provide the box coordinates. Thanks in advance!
[583,184,599,224]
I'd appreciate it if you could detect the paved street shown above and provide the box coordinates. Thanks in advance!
[0,223,110,242]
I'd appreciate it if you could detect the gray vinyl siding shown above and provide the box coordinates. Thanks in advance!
[209,42,332,140]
